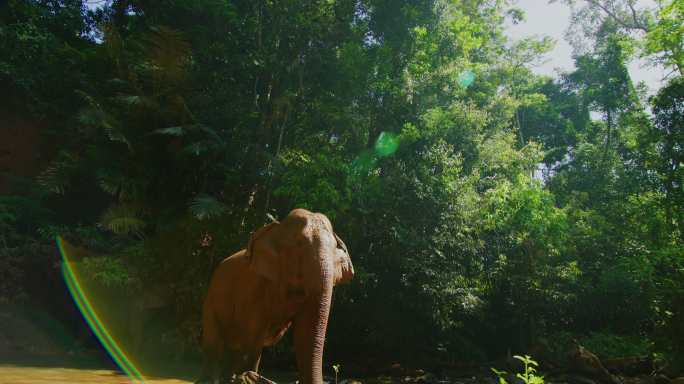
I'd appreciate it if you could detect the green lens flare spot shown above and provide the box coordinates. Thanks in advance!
[351,150,377,175]
[457,70,476,88]
[374,132,400,157]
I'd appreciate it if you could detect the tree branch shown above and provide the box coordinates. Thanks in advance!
[626,1,648,31]
[584,0,649,32]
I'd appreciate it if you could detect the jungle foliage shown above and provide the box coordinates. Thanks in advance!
[1,0,682,371]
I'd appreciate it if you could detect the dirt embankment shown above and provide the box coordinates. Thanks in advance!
[0,111,50,194]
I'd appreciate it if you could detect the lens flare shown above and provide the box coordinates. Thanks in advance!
[57,236,146,383]
[374,132,400,157]
[351,149,377,175]
[457,70,476,88]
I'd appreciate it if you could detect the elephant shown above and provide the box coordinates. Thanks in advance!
[196,208,354,384]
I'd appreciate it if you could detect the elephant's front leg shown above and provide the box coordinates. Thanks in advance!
[208,349,247,384]
[197,334,224,383]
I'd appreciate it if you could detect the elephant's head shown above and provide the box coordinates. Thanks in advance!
[245,208,353,384]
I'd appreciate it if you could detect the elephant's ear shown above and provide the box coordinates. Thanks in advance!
[333,232,354,285]
[333,232,349,254]
[247,222,281,282]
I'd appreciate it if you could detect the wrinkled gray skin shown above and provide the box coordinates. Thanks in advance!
[197,209,354,384]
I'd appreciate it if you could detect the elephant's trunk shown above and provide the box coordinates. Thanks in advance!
[294,235,334,384]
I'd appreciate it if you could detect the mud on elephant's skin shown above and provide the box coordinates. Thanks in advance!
[197,209,354,384]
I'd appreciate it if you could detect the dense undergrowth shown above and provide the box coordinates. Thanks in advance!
[1,0,683,374]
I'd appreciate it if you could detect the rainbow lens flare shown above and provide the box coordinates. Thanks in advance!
[57,235,146,383]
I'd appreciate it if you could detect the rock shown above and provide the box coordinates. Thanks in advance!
[341,362,369,377]
[568,343,619,384]
[340,380,364,384]
[236,371,277,384]
[415,373,436,384]
[504,372,525,384]
[370,375,395,384]
[566,375,598,384]
[660,365,684,380]
[622,375,655,384]
[479,376,499,384]
[390,363,403,377]
[603,357,654,376]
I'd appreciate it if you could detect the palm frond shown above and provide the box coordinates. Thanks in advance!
[97,170,131,197]
[101,22,123,60]
[113,94,157,108]
[100,205,145,236]
[196,124,224,144]
[189,194,228,220]
[183,141,211,156]
[77,106,107,127]
[152,126,186,136]
[36,152,78,194]
[181,125,227,155]
[144,26,191,84]
[106,78,128,89]
[76,90,132,149]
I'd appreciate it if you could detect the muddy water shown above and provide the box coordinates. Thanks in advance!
[0,365,191,384]
[0,364,303,384]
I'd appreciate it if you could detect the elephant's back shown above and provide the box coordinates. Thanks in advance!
[208,249,250,294]
[203,250,250,341]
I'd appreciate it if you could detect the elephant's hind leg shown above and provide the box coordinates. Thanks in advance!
[198,311,224,384]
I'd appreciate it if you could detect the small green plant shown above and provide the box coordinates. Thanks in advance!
[491,355,544,384]
[332,363,341,384]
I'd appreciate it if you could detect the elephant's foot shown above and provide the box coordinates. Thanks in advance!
[233,371,277,384]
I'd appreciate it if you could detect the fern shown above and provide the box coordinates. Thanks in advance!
[81,256,130,289]
[189,194,228,220]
